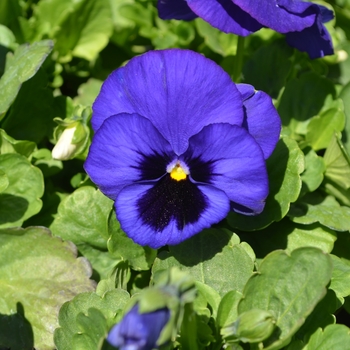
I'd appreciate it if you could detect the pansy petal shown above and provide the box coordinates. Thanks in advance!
[237,84,281,159]
[158,0,198,20]
[285,7,334,59]
[108,305,169,349]
[183,123,268,214]
[187,0,262,36]
[92,49,244,155]
[232,0,316,33]
[107,324,124,347]
[116,180,230,248]
[84,113,174,200]
[318,4,334,23]
[236,83,255,101]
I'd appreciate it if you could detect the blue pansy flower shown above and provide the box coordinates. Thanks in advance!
[107,305,170,350]
[157,0,334,59]
[84,49,281,248]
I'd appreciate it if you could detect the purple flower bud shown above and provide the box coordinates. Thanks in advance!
[107,305,170,350]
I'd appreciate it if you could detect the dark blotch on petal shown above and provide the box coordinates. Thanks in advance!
[183,154,215,184]
[215,0,263,33]
[132,151,171,181]
[137,175,208,231]
[241,105,249,131]
[158,0,197,21]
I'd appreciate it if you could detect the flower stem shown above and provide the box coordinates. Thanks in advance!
[232,35,245,83]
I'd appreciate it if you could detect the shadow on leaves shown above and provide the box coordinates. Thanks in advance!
[168,227,232,266]
[0,194,29,225]
[0,303,34,350]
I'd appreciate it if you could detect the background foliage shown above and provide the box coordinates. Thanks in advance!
[1,0,350,349]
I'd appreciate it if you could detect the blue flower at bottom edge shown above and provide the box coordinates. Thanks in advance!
[157,0,334,59]
[107,305,170,350]
[84,49,281,249]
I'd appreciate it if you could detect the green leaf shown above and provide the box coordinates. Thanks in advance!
[118,2,153,29]
[324,133,350,189]
[109,0,136,30]
[141,17,195,50]
[238,248,333,349]
[323,178,350,207]
[0,24,16,50]
[278,73,335,136]
[340,80,350,155]
[53,95,75,124]
[0,40,53,119]
[171,21,196,46]
[195,19,237,56]
[107,213,156,271]
[226,344,244,350]
[73,308,108,350]
[243,39,293,98]
[70,0,113,61]
[0,226,95,349]
[300,148,325,196]
[0,25,17,77]
[0,169,8,193]
[1,68,55,144]
[50,186,121,279]
[194,282,221,318]
[0,129,36,157]
[295,289,339,343]
[227,137,304,231]
[289,194,350,232]
[178,304,200,350]
[50,186,113,248]
[305,107,345,151]
[77,243,120,282]
[303,324,350,350]
[0,153,44,228]
[54,289,129,350]
[237,219,337,259]
[0,0,22,30]
[36,0,113,61]
[24,190,66,229]
[33,0,80,38]
[217,290,243,328]
[152,228,255,297]
[74,78,103,107]
[285,224,337,254]
[329,255,350,300]
[32,148,63,178]
[96,260,131,295]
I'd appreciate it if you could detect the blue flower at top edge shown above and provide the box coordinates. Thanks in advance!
[157,0,334,59]
[84,49,281,249]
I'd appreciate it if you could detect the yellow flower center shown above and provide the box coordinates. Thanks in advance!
[170,163,187,181]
